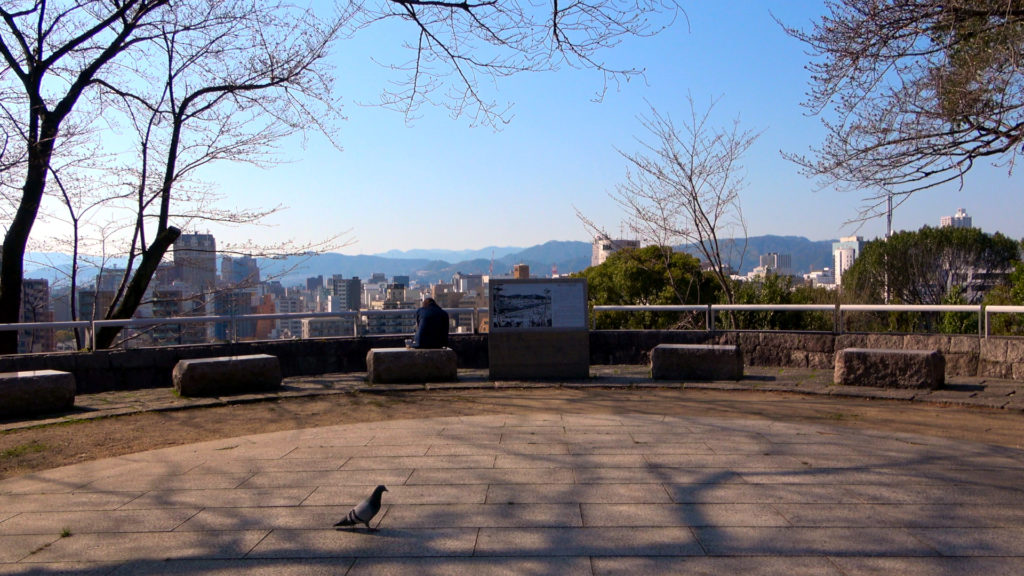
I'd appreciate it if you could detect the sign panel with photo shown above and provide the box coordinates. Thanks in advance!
[490,279,587,330]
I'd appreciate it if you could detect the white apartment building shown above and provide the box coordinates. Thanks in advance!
[302,316,356,339]
[832,236,864,289]
[804,268,836,289]
[591,233,640,267]
[274,295,304,338]
[940,208,973,229]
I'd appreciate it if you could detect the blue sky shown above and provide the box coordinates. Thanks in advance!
[208,1,1022,256]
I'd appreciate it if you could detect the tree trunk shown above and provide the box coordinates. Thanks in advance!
[0,133,56,354]
[93,226,181,350]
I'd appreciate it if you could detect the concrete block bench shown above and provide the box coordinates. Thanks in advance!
[172,354,282,397]
[834,348,944,389]
[651,344,743,380]
[0,370,76,419]
[367,348,458,384]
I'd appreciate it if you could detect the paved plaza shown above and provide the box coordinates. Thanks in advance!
[2,366,1024,575]
[3,377,1024,575]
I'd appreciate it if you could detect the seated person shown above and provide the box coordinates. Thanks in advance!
[410,297,449,349]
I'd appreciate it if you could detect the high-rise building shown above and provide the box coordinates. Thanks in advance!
[832,236,864,289]
[365,303,416,335]
[221,255,260,286]
[210,289,255,341]
[264,280,286,298]
[328,275,362,311]
[940,208,973,229]
[452,272,484,294]
[77,288,116,322]
[173,233,217,292]
[513,264,530,279]
[592,233,640,267]
[151,283,207,345]
[759,253,793,276]
[274,296,304,338]
[96,268,126,292]
[364,283,416,335]
[253,294,277,340]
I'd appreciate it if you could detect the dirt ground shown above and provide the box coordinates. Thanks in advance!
[3,387,1024,480]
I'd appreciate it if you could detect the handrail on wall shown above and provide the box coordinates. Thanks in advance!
[592,303,1012,338]
[2,305,1023,352]
[0,307,482,351]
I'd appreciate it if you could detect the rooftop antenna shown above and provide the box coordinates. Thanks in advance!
[489,250,494,277]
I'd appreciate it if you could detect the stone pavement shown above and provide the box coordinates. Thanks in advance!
[1,367,1023,574]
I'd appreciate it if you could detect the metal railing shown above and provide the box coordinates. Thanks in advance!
[0,307,483,351]
[592,303,1024,337]
[3,304,1023,353]
[983,305,1024,337]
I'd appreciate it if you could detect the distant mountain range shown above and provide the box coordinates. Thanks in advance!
[24,235,838,288]
[257,240,596,285]
[242,236,839,286]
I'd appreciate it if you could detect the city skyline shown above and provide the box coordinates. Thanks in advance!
[21,212,1014,352]
[196,2,1020,256]
[24,204,1006,291]
[16,3,1022,259]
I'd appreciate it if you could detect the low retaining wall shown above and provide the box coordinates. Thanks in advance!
[589,330,1022,381]
[0,331,1020,393]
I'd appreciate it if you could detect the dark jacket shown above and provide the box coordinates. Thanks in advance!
[413,302,449,349]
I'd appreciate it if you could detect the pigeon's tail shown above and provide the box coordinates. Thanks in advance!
[333,509,369,529]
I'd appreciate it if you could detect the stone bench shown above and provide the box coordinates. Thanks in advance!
[367,347,458,384]
[0,370,76,419]
[651,344,744,381]
[172,354,282,397]
[834,348,944,389]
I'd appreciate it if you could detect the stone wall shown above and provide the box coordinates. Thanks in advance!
[1,330,1020,393]
[589,330,1021,380]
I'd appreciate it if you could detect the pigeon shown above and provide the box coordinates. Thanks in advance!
[334,485,388,530]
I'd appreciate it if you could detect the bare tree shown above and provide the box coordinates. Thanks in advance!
[360,0,683,127]
[781,0,1024,209]
[1,0,683,353]
[606,97,760,305]
[88,0,348,349]
[0,0,173,353]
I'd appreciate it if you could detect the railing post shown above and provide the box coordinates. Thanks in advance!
[706,305,714,333]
